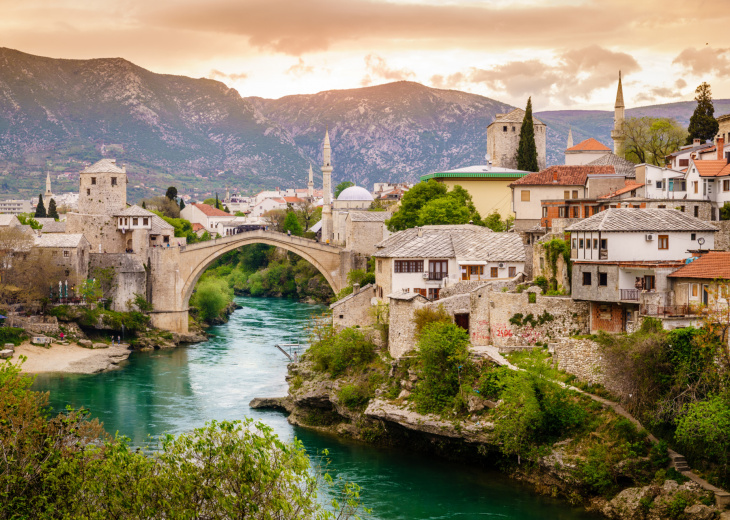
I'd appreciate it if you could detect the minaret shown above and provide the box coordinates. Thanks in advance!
[307,164,314,199]
[44,171,53,199]
[321,129,333,243]
[566,128,574,150]
[611,71,626,156]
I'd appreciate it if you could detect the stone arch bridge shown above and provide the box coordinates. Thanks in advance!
[147,229,362,333]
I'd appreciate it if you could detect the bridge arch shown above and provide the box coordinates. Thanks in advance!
[179,233,342,312]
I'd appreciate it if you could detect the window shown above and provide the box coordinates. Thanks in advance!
[564,190,570,199]
[378,260,382,273]
[132,218,138,226]
[521,190,530,202]
[644,275,655,291]
[111,177,117,186]
[586,239,591,249]
[428,260,448,280]
[658,235,669,249]
[598,272,607,286]
[691,284,699,298]
[572,238,577,249]
[559,207,566,218]
[579,239,584,249]
[64,270,70,277]
[572,206,580,218]
[694,181,698,194]
[428,288,440,300]
[572,190,578,199]
[724,180,730,192]
[394,260,424,273]
[91,177,96,185]
[461,265,484,281]
[680,206,685,212]
[582,272,592,286]
[143,218,149,226]
[163,235,170,243]
[512,126,516,132]
[691,233,696,240]
[601,239,607,250]
[679,158,689,167]
[656,181,662,189]
[694,206,699,217]
[63,250,70,258]
[490,267,498,278]
[657,205,666,209]
[509,266,516,277]
[503,126,508,132]
[593,239,598,250]
[542,207,548,217]
[86,189,90,196]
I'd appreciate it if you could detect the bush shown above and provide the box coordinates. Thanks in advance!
[412,305,452,337]
[191,278,232,323]
[307,327,377,377]
[534,276,549,294]
[338,383,372,410]
[0,327,25,346]
[411,322,472,413]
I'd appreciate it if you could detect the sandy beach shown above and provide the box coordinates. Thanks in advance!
[12,341,132,374]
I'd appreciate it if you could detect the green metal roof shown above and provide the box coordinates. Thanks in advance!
[420,171,529,181]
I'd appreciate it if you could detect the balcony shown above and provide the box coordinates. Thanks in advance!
[427,272,448,281]
[640,304,693,317]
[620,289,640,301]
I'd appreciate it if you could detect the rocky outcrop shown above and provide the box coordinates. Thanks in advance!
[249,397,292,413]
[602,480,719,520]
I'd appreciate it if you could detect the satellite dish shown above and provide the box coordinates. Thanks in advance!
[698,237,705,246]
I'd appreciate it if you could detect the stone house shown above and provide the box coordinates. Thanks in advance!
[420,165,529,218]
[487,108,547,171]
[567,208,717,333]
[0,215,21,228]
[665,140,714,170]
[668,251,730,309]
[32,233,90,287]
[344,211,391,255]
[332,186,375,246]
[564,138,611,166]
[373,224,526,301]
[510,165,620,231]
[684,137,730,222]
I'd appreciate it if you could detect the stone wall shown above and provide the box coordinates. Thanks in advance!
[6,315,60,335]
[331,284,376,331]
[388,296,425,358]
[487,118,546,171]
[532,233,571,291]
[66,213,125,254]
[89,253,147,312]
[551,338,605,385]
[714,220,730,251]
[345,215,390,256]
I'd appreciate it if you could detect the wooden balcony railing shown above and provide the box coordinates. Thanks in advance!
[620,289,640,301]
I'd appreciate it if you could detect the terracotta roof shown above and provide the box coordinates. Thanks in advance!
[282,197,304,203]
[693,160,730,178]
[510,165,615,187]
[668,252,730,279]
[192,203,231,217]
[566,138,611,152]
[599,181,645,199]
[666,143,713,158]
[192,223,205,232]
[566,208,718,233]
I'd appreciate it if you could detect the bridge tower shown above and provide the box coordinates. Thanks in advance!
[321,129,334,243]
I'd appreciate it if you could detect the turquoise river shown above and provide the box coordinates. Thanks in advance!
[34,296,599,519]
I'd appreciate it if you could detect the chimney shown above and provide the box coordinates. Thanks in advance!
[718,137,725,161]
[417,227,423,237]
[694,138,701,146]
[552,171,558,183]
[353,283,360,294]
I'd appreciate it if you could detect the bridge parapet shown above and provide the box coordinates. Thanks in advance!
[180,230,343,254]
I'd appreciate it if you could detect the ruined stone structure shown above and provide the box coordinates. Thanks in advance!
[148,230,363,333]
[487,108,546,171]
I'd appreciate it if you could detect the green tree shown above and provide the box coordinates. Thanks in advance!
[334,181,355,198]
[17,213,41,229]
[676,396,730,471]
[283,211,303,236]
[623,116,687,165]
[483,211,513,231]
[165,186,178,201]
[215,193,221,210]
[687,82,719,145]
[179,198,185,211]
[142,201,146,209]
[516,97,539,172]
[417,197,470,226]
[191,278,231,322]
[47,198,59,220]
[34,193,46,218]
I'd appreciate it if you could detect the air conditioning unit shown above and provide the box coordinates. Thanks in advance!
[647,180,652,184]
[498,262,505,268]
[422,273,429,279]
[645,233,655,241]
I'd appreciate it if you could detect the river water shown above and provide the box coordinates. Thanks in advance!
[34,296,598,520]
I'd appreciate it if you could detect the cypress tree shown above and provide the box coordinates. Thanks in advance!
[516,97,539,172]
[687,82,719,145]
[47,198,59,220]
[142,201,146,209]
[215,193,220,210]
[34,193,47,218]
[179,198,186,211]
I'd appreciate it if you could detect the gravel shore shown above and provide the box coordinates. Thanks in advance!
[13,341,132,374]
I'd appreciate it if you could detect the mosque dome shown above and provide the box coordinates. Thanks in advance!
[337,186,374,202]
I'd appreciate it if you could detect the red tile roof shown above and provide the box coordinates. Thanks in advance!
[668,252,730,279]
[510,165,616,187]
[192,203,231,217]
[694,160,730,178]
[282,197,304,203]
[566,138,611,152]
[192,223,205,231]
[599,181,645,199]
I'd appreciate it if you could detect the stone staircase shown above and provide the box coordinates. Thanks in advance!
[673,454,690,472]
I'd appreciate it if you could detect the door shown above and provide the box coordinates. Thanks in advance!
[703,285,709,306]
[455,313,469,334]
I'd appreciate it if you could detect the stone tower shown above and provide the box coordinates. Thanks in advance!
[77,158,127,215]
[44,171,53,199]
[307,164,314,199]
[611,71,626,156]
[486,108,546,171]
[321,130,333,243]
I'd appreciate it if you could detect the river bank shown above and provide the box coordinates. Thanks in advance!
[14,341,132,374]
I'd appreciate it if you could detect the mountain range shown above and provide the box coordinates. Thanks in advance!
[1,47,729,201]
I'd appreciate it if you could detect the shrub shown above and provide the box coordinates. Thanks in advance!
[191,278,232,323]
[307,327,377,377]
[0,327,25,346]
[534,276,549,294]
[338,383,372,410]
[411,322,472,413]
[412,305,452,337]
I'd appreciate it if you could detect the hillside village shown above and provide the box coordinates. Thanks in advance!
[5,70,730,518]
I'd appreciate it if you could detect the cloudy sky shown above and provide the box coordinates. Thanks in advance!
[1,0,729,111]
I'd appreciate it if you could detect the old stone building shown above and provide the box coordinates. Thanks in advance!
[487,108,546,171]
[32,233,91,287]
[345,211,391,255]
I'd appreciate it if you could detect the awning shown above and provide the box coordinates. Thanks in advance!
[457,261,487,266]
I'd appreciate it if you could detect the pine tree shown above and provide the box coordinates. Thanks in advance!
[179,198,186,211]
[215,193,220,210]
[142,201,146,209]
[687,82,719,145]
[34,194,47,218]
[47,198,59,220]
[516,97,539,172]
[165,186,178,201]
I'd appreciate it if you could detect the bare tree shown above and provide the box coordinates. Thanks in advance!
[623,117,687,166]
